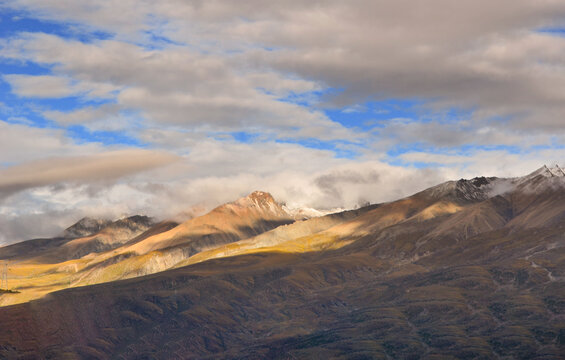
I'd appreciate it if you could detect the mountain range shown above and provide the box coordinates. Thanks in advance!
[0,166,564,359]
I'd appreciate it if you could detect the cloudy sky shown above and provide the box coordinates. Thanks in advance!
[1,1,565,244]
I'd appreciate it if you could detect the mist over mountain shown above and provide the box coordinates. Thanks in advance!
[0,162,455,247]
[0,166,564,358]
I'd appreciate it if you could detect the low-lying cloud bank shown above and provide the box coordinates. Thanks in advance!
[0,138,558,245]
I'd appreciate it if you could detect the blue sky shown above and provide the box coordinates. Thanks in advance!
[1,0,565,243]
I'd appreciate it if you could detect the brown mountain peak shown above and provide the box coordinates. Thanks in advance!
[246,190,275,203]
[220,191,291,220]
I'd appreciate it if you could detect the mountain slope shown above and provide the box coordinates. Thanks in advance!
[46,215,156,262]
[1,167,565,358]
[0,191,297,305]
[0,216,155,263]
[120,191,293,255]
[1,218,564,359]
[62,217,112,239]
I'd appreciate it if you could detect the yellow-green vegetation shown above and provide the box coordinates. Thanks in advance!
[176,231,359,269]
[0,259,90,305]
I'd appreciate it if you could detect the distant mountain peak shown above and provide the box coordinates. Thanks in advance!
[63,217,111,239]
[246,190,276,203]
[423,176,497,203]
[511,165,565,191]
[545,164,565,177]
[527,164,565,179]
[221,191,291,219]
[105,215,155,232]
[62,215,155,240]
[233,191,276,208]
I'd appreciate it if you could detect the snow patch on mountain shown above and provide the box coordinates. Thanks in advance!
[227,191,339,220]
[282,205,344,220]
[487,164,565,197]
[547,164,565,177]
[422,164,565,202]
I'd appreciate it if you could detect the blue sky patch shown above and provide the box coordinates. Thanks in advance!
[537,27,565,37]
[276,137,361,159]
[324,99,428,131]
[66,125,145,147]
[0,8,113,43]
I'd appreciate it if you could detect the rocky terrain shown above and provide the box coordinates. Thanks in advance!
[0,166,565,358]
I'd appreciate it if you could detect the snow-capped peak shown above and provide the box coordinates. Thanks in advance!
[516,165,565,186]
[499,164,565,195]
[527,164,565,178]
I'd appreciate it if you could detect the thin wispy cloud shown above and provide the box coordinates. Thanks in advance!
[0,149,179,198]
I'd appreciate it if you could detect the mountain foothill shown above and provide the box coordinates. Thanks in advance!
[1,167,565,359]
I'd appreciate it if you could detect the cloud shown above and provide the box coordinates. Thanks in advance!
[232,1,565,133]
[0,133,556,245]
[1,0,565,244]
[42,104,132,131]
[0,32,352,139]
[4,74,78,98]
[0,210,76,244]
[0,136,453,244]
[3,74,117,99]
[4,1,565,141]
[397,149,565,178]
[315,170,380,204]
[0,121,96,163]
[0,149,179,198]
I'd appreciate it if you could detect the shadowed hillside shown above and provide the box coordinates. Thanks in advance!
[1,167,565,358]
